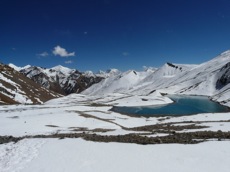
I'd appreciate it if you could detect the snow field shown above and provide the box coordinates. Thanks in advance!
[4,138,228,172]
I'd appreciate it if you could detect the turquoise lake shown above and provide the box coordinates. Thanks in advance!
[111,95,229,116]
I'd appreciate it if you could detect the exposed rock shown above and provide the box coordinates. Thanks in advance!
[20,66,104,95]
[0,63,61,104]
[216,62,230,90]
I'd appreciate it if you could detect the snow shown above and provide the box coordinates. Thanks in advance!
[0,92,229,137]
[0,92,230,171]
[82,50,230,107]
[0,139,45,172]
[0,73,33,104]
[2,50,230,171]
[51,65,74,75]
[95,68,121,78]
[84,70,95,77]
[0,138,229,172]
[98,91,173,107]
[8,63,31,71]
[83,70,154,95]
[0,73,19,87]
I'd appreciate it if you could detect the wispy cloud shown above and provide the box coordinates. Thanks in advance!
[122,52,130,57]
[65,60,73,64]
[37,52,49,57]
[52,45,75,57]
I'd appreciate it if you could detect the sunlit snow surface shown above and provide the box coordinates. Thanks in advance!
[1,138,229,172]
[2,51,230,171]
[82,50,230,108]
[0,93,230,172]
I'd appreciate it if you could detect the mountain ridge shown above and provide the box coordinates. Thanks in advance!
[4,50,230,106]
[16,65,104,95]
[82,50,230,106]
[0,63,61,105]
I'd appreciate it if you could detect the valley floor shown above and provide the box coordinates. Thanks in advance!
[0,93,230,171]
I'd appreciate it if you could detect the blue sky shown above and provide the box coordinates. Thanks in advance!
[1,0,230,72]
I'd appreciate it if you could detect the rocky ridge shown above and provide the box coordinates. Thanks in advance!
[0,63,61,104]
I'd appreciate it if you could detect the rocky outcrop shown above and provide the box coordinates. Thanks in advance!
[0,64,61,104]
[216,62,230,90]
[20,66,104,95]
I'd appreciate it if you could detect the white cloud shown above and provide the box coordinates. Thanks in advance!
[65,60,73,64]
[52,45,75,57]
[38,52,49,57]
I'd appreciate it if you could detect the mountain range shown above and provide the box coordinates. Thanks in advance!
[82,50,230,106]
[9,64,107,95]
[1,50,230,106]
[0,63,61,105]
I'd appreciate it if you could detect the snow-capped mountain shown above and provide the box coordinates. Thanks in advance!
[0,63,61,105]
[96,68,121,78]
[16,65,104,95]
[82,69,155,95]
[8,63,31,72]
[83,50,230,106]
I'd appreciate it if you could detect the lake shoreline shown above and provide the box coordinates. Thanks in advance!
[110,94,230,117]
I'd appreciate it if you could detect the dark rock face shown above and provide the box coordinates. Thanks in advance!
[0,64,61,104]
[166,62,182,71]
[63,75,103,95]
[216,62,230,90]
[20,66,104,95]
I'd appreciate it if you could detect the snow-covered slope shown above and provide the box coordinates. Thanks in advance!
[82,63,194,95]
[18,65,104,95]
[83,50,230,106]
[1,93,230,172]
[135,50,230,97]
[83,69,155,95]
[9,63,31,72]
[0,64,61,104]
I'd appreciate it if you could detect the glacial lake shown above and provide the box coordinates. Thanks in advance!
[111,95,229,117]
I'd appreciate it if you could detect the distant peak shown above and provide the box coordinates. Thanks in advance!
[212,50,230,62]
[51,65,74,75]
[96,70,105,74]
[95,68,120,78]
[220,50,230,56]
[23,65,31,69]
[52,65,65,69]
[106,68,120,74]
[219,50,230,60]
[51,65,72,71]
[84,70,94,75]
[8,63,18,68]
[8,63,31,71]
[143,66,157,72]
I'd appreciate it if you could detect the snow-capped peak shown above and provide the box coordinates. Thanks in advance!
[106,68,120,75]
[83,50,230,99]
[84,70,95,77]
[95,68,121,78]
[220,49,230,56]
[51,65,74,75]
[9,63,31,71]
[213,49,230,61]
[143,66,157,72]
